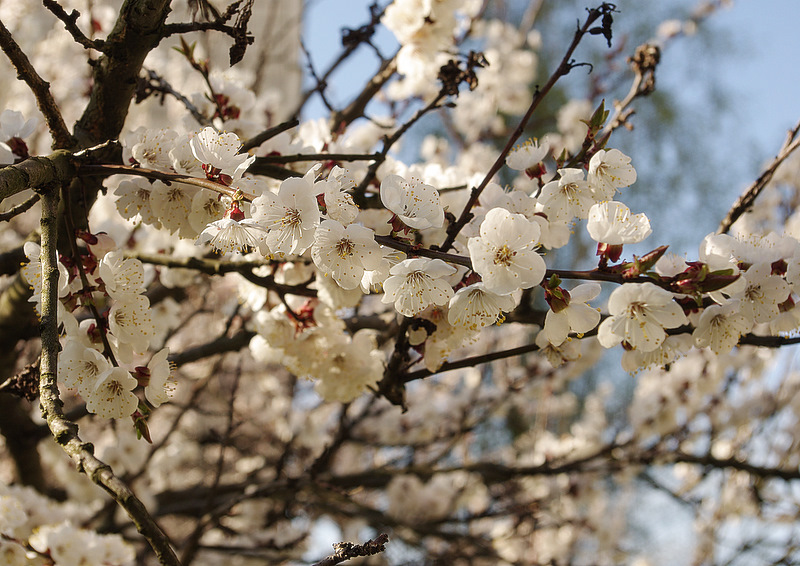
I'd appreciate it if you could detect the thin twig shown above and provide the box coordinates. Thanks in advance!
[139,68,211,126]
[328,55,398,132]
[293,2,386,116]
[257,151,381,164]
[300,40,337,114]
[78,163,249,199]
[131,252,317,297]
[718,118,800,234]
[352,92,447,200]
[0,20,74,149]
[310,533,389,566]
[42,0,106,52]
[439,5,612,253]
[240,118,300,152]
[0,193,39,222]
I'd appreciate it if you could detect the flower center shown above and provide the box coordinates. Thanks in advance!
[167,187,184,202]
[281,208,302,228]
[626,301,646,318]
[107,379,123,397]
[494,245,515,266]
[336,238,355,258]
[745,284,763,302]
[407,271,427,288]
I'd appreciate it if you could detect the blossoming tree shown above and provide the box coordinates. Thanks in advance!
[1,0,799,565]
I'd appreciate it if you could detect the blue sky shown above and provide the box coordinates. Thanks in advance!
[303,0,799,159]
[713,1,800,150]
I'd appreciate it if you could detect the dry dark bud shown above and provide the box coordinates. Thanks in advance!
[0,361,40,401]
[437,51,488,96]
[628,43,661,96]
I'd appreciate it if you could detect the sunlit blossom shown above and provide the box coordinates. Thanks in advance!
[380,173,444,230]
[586,201,652,245]
[587,148,637,198]
[311,219,383,290]
[382,258,456,317]
[448,282,516,331]
[253,167,321,255]
[196,217,268,254]
[597,282,687,352]
[468,207,545,294]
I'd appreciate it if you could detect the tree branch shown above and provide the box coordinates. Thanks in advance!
[37,186,182,565]
[0,150,77,203]
[310,533,389,566]
[0,193,40,222]
[240,118,300,152]
[439,4,613,253]
[718,117,800,234]
[0,20,74,149]
[42,0,107,52]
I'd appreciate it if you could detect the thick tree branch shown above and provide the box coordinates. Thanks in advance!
[72,0,171,147]
[0,151,76,203]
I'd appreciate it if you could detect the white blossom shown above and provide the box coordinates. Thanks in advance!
[448,282,516,331]
[144,348,175,408]
[85,367,139,419]
[535,329,582,367]
[188,188,228,233]
[587,201,652,245]
[149,179,196,237]
[57,339,111,396]
[311,219,383,290]
[314,330,384,402]
[731,262,792,323]
[99,250,146,299]
[113,177,161,227]
[324,166,360,224]
[587,148,637,198]
[108,294,155,353]
[468,207,546,294]
[382,258,456,317]
[0,109,37,140]
[122,127,178,171]
[693,301,751,354]
[253,167,321,256]
[597,282,687,352]
[539,168,596,222]
[189,127,255,181]
[542,283,602,346]
[506,138,549,171]
[621,333,693,373]
[196,217,268,254]
[380,173,444,230]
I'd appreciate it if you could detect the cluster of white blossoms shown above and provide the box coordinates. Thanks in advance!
[18,102,800,408]
[381,0,482,100]
[21,234,174,421]
[0,485,134,565]
[91,117,800,401]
